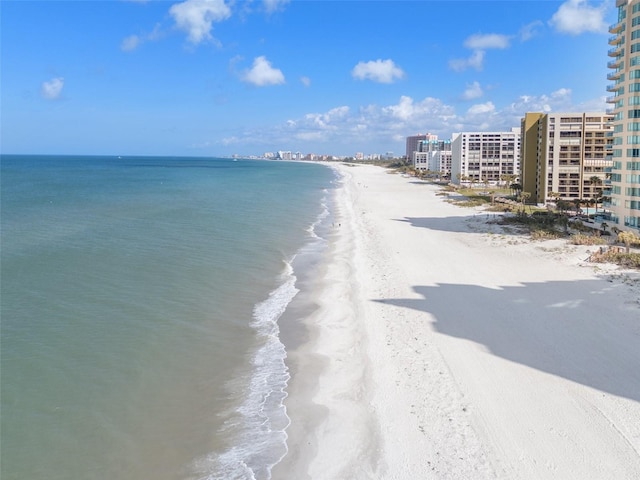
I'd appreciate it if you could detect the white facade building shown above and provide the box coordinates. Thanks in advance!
[412,139,452,178]
[451,129,521,185]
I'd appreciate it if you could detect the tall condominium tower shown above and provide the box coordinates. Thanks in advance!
[607,0,640,231]
[520,113,613,204]
[450,129,520,186]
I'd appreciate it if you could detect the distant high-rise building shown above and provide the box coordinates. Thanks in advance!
[277,151,292,161]
[412,138,452,177]
[520,113,613,205]
[405,133,437,162]
[450,129,520,185]
[606,0,640,230]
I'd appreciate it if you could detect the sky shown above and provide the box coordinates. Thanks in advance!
[1,0,617,158]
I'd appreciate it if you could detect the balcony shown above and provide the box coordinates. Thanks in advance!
[609,21,623,34]
[606,96,618,104]
[607,83,620,92]
[607,69,623,81]
[608,44,624,57]
[608,58,623,69]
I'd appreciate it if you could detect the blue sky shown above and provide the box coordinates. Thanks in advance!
[1,0,615,157]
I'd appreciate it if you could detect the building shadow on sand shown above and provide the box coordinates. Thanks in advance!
[375,278,640,403]
[395,215,530,236]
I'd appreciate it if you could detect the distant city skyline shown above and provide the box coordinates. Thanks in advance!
[2,0,614,157]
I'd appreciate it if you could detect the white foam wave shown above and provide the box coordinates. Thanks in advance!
[191,264,297,480]
[306,189,331,240]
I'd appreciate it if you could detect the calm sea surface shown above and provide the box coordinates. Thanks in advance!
[1,155,337,480]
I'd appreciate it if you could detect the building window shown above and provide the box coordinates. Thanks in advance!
[628,136,640,144]
[626,174,640,182]
[627,149,640,157]
[623,216,639,227]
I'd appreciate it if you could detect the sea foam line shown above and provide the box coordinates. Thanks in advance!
[192,263,297,480]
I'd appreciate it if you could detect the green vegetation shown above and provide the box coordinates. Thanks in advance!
[569,234,608,246]
[589,250,640,269]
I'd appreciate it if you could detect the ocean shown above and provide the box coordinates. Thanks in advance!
[0,154,338,480]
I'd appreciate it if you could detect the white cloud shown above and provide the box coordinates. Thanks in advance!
[121,35,140,51]
[450,32,513,72]
[549,0,608,35]
[41,77,64,100]
[449,50,485,72]
[464,33,511,50]
[121,24,164,52]
[242,56,285,86]
[213,87,604,155]
[304,106,350,128]
[169,0,231,44]
[352,59,405,84]
[462,81,483,100]
[263,0,290,14]
[519,20,544,41]
[381,95,449,122]
[467,102,496,116]
[300,76,311,87]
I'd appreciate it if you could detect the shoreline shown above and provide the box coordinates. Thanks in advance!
[274,163,640,479]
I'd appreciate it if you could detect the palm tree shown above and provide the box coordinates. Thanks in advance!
[556,199,571,214]
[520,191,531,213]
[618,230,640,253]
[594,191,603,214]
[500,174,509,189]
[590,176,603,213]
[548,191,561,204]
[573,198,582,216]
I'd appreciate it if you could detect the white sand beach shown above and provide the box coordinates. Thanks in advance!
[272,163,640,480]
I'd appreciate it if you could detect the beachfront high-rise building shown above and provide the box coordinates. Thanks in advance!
[450,129,520,186]
[405,133,437,163]
[520,113,613,205]
[606,0,640,231]
[412,138,452,178]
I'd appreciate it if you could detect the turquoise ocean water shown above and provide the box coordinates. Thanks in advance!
[1,155,337,480]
